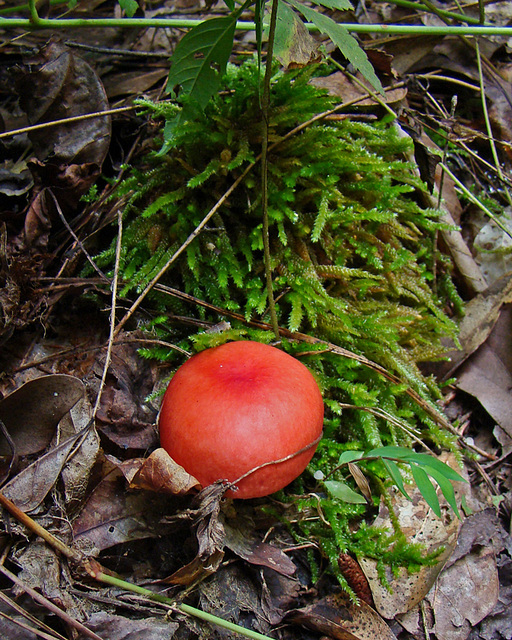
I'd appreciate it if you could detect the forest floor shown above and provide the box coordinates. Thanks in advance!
[0,1,512,640]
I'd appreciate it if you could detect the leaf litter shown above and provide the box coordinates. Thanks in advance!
[0,2,512,640]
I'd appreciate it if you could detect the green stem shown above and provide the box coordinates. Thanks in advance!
[386,0,489,25]
[94,571,275,640]
[2,16,512,34]
[261,0,280,339]
[28,0,41,25]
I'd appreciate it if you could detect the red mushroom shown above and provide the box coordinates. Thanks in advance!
[158,340,324,499]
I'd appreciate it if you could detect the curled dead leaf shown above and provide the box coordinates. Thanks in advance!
[128,448,201,495]
[287,591,398,640]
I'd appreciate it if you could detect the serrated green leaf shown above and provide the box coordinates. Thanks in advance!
[382,458,410,499]
[166,16,237,106]
[338,450,364,465]
[118,0,138,17]
[286,0,383,94]
[310,0,353,10]
[410,463,441,516]
[422,464,462,519]
[324,480,367,504]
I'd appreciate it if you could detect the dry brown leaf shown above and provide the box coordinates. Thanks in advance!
[311,72,407,107]
[1,422,94,512]
[126,448,201,496]
[287,591,398,640]
[399,509,504,640]
[455,303,512,438]
[439,276,512,380]
[223,517,297,577]
[0,374,85,456]
[73,462,172,554]
[16,41,111,167]
[359,454,464,619]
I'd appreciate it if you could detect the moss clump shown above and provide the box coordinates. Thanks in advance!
[88,59,461,584]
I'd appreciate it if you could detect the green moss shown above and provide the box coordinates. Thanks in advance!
[88,59,462,582]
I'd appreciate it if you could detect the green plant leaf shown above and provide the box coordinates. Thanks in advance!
[401,452,466,483]
[366,446,466,483]
[410,463,441,516]
[421,464,462,519]
[365,445,415,460]
[222,0,235,10]
[310,0,353,10]
[118,0,139,17]
[286,0,383,94]
[382,457,409,499]
[324,480,367,503]
[338,450,364,465]
[166,16,237,105]
[273,0,318,68]
[161,16,237,148]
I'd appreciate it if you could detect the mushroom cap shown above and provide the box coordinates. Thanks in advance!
[159,340,324,498]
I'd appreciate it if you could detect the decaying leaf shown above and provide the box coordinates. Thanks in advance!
[72,462,173,554]
[311,71,407,107]
[16,41,111,167]
[287,591,398,640]
[78,612,179,640]
[1,421,94,512]
[359,456,464,619]
[273,0,319,69]
[162,483,227,585]
[223,517,296,577]
[456,303,512,439]
[399,509,504,640]
[0,374,85,456]
[120,447,201,496]
[438,275,512,380]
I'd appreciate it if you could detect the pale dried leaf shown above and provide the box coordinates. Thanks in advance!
[359,454,464,619]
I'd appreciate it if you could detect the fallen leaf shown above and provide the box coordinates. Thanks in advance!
[311,72,407,107]
[0,374,85,456]
[1,422,95,512]
[121,448,201,496]
[73,462,172,554]
[223,517,297,577]
[199,563,275,637]
[440,276,512,379]
[79,612,179,640]
[16,41,111,167]
[93,340,159,450]
[359,455,464,619]
[399,509,503,640]
[287,591,398,640]
[162,483,227,585]
[456,303,512,438]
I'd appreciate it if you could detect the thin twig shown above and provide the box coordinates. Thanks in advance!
[0,564,105,640]
[0,105,137,140]
[93,208,123,417]
[475,39,512,207]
